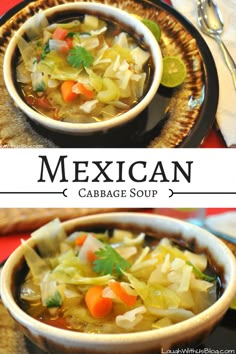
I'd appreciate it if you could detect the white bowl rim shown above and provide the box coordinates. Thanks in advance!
[3,2,163,134]
[1,212,236,348]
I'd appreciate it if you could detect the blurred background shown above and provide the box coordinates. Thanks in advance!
[1,208,236,263]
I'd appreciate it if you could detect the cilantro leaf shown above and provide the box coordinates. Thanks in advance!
[93,245,131,276]
[40,41,50,60]
[45,290,62,308]
[186,261,216,282]
[34,81,46,92]
[66,32,75,38]
[67,46,94,69]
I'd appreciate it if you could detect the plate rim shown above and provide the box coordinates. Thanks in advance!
[149,0,219,147]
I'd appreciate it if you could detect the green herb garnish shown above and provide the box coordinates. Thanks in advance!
[187,261,216,282]
[34,81,46,92]
[41,41,50,60]
[66,32,75,38]
[67,46,94,69]
[45,290,62,308]
[93,245,131,276]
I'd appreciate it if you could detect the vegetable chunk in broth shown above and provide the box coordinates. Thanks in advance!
[18,219,218,334]
[16,11,152,123]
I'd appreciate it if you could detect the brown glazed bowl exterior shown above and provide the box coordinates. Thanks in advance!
[1,212,236,354]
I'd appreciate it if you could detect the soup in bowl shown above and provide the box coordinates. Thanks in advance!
[3,2,163,135]
[1,212,236,353]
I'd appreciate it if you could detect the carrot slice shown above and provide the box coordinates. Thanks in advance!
[59,43,70,54]
[52,27,69,41]
[85,286,113,318]
[86,250,97,263]
[61,80,78,102]
[65,37,73,50]
[74,82,94,99]
[109,281,137,306]
[75,234,88,247]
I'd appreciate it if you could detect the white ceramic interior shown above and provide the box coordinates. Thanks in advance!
[3,2,163,135]
[1,212,236,354]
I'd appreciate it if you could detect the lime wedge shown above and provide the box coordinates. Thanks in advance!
[141,19,161,42]
[230,295,236,310]
[161,56,187,88]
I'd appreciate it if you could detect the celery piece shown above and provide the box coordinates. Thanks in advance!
[45,290,62,308]
[186,261,216,282]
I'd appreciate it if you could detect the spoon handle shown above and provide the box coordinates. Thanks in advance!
[215,35,236,89]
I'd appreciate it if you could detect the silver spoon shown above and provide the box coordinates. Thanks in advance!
[197,0,236,89]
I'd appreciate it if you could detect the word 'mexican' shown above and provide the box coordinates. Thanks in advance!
[38,156,193,183]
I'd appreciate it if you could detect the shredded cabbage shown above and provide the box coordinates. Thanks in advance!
[16,11,151,123]
[22,10,49,40]
[31,218,67,257]
[116,306,146,329]
[19,220,217,334]
[148,308,195,323]
[21,241,49,280]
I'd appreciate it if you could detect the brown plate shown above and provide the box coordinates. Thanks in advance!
[0,0,219,148]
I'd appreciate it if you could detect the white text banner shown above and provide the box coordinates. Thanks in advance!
[0,148,235,208]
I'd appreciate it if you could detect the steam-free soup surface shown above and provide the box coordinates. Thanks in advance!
[19,219,218,334]
[16,11,152,123]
